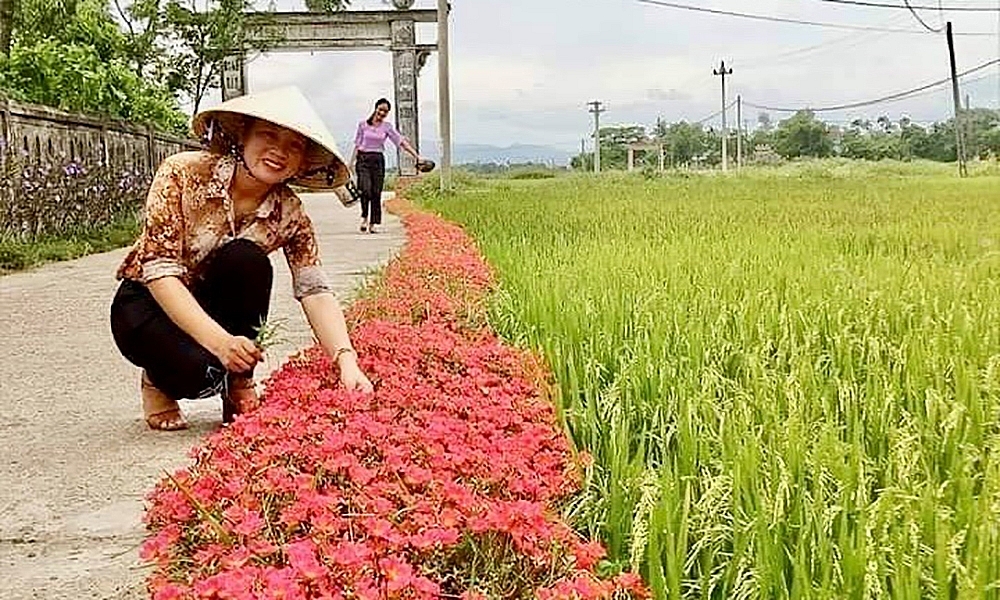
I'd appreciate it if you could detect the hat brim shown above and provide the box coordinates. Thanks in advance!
[192,109,350,191]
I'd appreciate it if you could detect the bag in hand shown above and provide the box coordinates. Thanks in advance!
[335,179,364,208]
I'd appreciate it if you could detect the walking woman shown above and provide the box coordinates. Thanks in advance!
[351,98,424,234]
[111,86,373,431]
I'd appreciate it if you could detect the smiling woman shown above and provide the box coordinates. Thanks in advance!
[109,86,374,433]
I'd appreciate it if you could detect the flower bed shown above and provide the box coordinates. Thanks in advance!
[141,198,647,600]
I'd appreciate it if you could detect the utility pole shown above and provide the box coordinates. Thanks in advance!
[713,60,733,172]
[965,93,976,159]
[588,100,606,174]
[736,94,743,170]
[946,22,968,177]
[0,0,12,58]
[437,0,452,191]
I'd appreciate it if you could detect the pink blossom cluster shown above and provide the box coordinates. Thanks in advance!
[142,200,647,600]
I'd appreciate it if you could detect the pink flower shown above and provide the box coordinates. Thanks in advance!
[286,539,325,580]
[152,583,188,600]
[573,539,607,571]
[141,199,644,600]
[380,556,415,593]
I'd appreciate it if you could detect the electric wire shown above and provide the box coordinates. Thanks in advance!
[694,100,738,125]
[903,0,943,32]
[742,57,1000,112]
[812,0,1000,11]
[740,13,910,69]
[637,0,996,35]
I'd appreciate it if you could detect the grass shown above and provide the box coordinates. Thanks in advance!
[0,210,141,272]
[413,161,1000,599]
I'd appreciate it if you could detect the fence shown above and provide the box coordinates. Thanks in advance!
[0,98,200,239]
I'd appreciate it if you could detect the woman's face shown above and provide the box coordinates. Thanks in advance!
[241,119,308,186]
[373,103,390,123]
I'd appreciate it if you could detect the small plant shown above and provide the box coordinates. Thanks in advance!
[253,317,288,351]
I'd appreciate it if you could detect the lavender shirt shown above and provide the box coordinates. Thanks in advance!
[354,120,404,153]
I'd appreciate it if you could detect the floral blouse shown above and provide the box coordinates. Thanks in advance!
[116,151,332,299]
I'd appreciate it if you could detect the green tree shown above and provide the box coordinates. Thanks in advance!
[920,120,957,162]
[112,0,169,82]
[1,39,186,131]
[304,0,351,10]
[159,0,279,114]
[596,125,647,170]
[0,0,13,57]
[655,120,712,167]
[960,107,1000,159]
[0,0,186,132]
[570,152,593,172]
[773,110,832,159]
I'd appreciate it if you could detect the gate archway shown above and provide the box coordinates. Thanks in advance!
[224,2,444,176]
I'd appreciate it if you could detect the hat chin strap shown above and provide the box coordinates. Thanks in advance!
[234,146,298,186]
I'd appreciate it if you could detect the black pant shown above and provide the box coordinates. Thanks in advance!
[357,151,385,226]
[110,239,273,402]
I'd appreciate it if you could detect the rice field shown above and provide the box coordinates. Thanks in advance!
[414,163,1000,599]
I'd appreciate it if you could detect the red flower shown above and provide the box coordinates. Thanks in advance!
[141,198,646,600]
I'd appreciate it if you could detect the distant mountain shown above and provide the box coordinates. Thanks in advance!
[415,142,574,166]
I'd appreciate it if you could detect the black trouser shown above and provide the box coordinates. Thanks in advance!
[357,151,385,226]
[110,239,273,406]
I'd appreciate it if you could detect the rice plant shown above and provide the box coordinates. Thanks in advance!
[415,165,1000,599]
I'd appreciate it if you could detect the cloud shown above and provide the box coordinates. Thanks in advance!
[241,0,1000,149]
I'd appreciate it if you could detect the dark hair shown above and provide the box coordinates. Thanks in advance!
[202,114,251,158]
[366,98,392,126]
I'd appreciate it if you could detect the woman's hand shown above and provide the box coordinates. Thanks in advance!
[299,293,372,392]
[337,351,374,393]
[212,334,263,373]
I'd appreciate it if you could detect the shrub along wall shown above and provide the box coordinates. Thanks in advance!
[0,98,199,240]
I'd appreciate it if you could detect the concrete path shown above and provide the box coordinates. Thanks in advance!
[0,193,404,599]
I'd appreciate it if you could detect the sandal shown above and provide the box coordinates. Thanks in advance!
[368,224,379,234]
[146,408,188,431]
[360,218,368,233]
[222,375,259,424]
[142,372,188,431]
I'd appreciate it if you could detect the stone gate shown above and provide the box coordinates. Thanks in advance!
[223,2,443,176]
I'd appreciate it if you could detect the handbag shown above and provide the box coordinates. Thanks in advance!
[336,179,364,208]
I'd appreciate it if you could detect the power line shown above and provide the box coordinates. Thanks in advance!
[713,60,734,171]
[743,57,1000,112]
[742,72,998,124]
[587,100,606,174]
[636,0,996,35]
[903,0,943,32]
[813,0,1000,11]
[740,13,910,69]
[694,100,737,125]
[785,70,997,119]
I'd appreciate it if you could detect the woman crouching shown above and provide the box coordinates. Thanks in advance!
[110,86,373,431]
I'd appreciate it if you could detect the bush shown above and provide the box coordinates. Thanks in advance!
[0,41,187,135]
[0,149,150,241]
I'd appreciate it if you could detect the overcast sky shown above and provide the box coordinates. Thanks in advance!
[212,0,1000,153]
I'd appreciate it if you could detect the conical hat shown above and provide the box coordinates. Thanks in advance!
[192,86,349,190]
